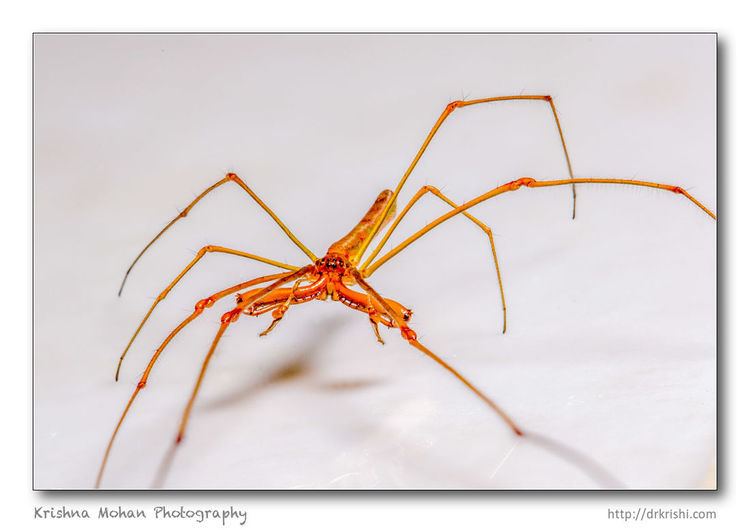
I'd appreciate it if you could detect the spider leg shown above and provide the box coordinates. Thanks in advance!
[173,266,315,445]
[334,281,406,344]
[115,244,301,381]
[174,316,232,445]
[118,172,317,296]
[366,295,386,345]
[349,269,416,342]
[258,279,304,337]
[361,184,508,333]
[146,316,234,488]
[349,270,523,435]
[366,176,717,277]
[409,335,625,487]
[95,271,289,488]
[353,95,576,263]
[368,315,385,345]
[353,271,630,487]
[406,338,523,436]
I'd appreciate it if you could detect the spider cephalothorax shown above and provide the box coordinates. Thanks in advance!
[315,253,350,277]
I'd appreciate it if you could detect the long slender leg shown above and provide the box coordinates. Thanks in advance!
[258,279,304,337]
[350,269,414,341]
[365,294,386,345]
[406,338,523,436]
[95,272,288,488]
[368,315,385,345]
[175,319,231,444]
[118,172,317,296]
[333,282,409,342]
[351,276,630,487]
[365,177,717,277]
[353,95,576,263]
[115,244,300,381]
[361,184,508,333]
[349,270,522,435]
[171,266,315,445]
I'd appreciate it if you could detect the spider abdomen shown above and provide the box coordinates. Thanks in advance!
[328,189,396,264]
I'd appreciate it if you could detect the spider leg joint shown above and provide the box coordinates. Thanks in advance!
[194,297,214,312]
[400,327,417,341]
[445,100,464,114]
[508,177,537,190]
[221,309,241,324]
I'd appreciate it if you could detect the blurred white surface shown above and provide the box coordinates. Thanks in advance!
[33,34,715,489]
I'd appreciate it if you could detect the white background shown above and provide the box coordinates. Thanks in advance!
[33,34,715,491]
[4,1,746,528]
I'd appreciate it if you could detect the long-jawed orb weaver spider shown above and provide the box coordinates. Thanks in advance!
[96,95,715,488]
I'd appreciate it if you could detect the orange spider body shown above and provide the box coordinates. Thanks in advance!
[97,95,715,488]
[329,189,397,265]
[237,190,413,341]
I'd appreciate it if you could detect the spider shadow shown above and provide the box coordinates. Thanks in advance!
[152,315,384,487]
[201,316,383,411]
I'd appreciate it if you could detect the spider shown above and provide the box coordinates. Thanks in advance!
[96,95,715,488]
